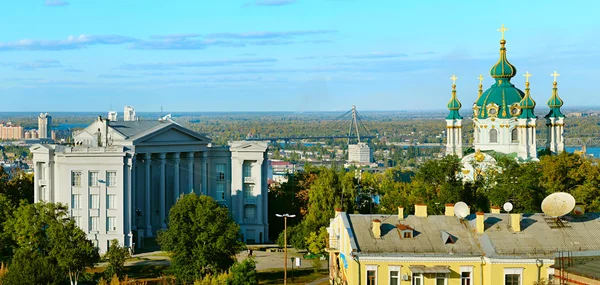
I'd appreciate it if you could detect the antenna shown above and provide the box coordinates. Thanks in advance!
[503,202,513,213]
[454,202,469,219]
[160,106,164,118]
[541,192,576,218]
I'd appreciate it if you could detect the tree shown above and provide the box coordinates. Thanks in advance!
[1,248,63,285]
[49,218,100,285]
[0,194,16,259]
[305,227,328,255]
[229,258,257,285]
[158,194,244,282]
[104,239,130,280]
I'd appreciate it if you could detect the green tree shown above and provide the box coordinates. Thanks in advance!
[0,194,16,259]
[158,194,244,282]
[1,248,64,285]
[305,227,328,255]
[49,218,100,285]
[103,239,129,280]
[229,258,257,285]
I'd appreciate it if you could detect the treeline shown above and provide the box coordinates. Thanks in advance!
[269,152,600,249]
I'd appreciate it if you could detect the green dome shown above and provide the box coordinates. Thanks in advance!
[490,40,517,79]
[518,82,536,119]
[545,81,565,118]
[446,85,462,120]
[475,40,524,119]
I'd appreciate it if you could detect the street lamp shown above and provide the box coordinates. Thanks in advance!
[276,213,296,285]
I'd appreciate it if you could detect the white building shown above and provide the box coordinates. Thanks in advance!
[348,143,371,163]
[108,111,118,121]
[31,116,269,253]
[123,106,136,122]
[38,113,52,139]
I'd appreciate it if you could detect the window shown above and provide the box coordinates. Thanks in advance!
[461,266,473,285]
[216,163,226,180]
[72,194,81,209]
[403,231,412,239]
[244,184,254,200]
[89,216,98,231]
[436,273,447,285]
[389,266,400,285]
[504,268,523,285]
[547,268,555,284]
[243,163,252,178]
[107,216,116,231]
[244,206,256,220]
[412,273,422,285]
[489,129,498,143]
[511,128,518,143]
[107,194,117,209]
[366,265,377,285]
[73,216,81,227]
[71,171,82,186]
[106,171,117,186]
[216,183,225,201]
[89,171,99,186]
[90,194,100,209]
[474,128,480,143]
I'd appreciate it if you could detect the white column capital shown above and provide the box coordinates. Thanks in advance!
[158,153,167,160]
[187,152,195,159]
[145,153,152,160]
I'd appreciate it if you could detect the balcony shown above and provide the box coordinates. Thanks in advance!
[327,236,340,251]
[245,197,257,205]
[244,177,255,184]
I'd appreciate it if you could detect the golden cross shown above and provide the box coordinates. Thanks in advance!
[551,71,560,82]
[497,24,508,40]
[477,74,484,85]
[450,74,458,85]
[523,71,532,83]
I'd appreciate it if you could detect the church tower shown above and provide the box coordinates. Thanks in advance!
[517,72,537,159]
[471,24,537,160]
[446,75,463,158]
[545,71,565,153]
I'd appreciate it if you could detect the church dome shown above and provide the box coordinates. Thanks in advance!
[446,81,462,120]
[475,39,525,119]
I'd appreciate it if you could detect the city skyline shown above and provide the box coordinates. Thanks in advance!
[1,0,599,112]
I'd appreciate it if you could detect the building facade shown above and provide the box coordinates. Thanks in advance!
[328,203,600,285]
[31,116,269,253]
[123,106,136,122]
[38,113,52,139]
[348,143,371,163]
[0,123,24,140]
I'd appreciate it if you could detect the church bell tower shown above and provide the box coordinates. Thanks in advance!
[445,75,463,158]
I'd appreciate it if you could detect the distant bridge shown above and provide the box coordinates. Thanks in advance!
[246,135,377,142]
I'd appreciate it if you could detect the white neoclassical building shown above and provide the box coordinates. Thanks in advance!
[31,116,269,253]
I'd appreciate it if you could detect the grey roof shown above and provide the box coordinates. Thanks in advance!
[472,213,600,259]
[348,214,482,257]
[108,120,168,139]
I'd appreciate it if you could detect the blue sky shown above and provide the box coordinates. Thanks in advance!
[1,0,599,112]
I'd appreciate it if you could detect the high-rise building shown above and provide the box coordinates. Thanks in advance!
[123,106,136,121]
[348,143,371,163]
[108,111,118,121]
[38,113,52,139]
[0,123,24,140]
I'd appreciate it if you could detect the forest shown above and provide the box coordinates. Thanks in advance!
[268,151,600,249]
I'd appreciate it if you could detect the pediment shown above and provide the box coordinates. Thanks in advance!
[133,124,211,145]
[229,141,268,152]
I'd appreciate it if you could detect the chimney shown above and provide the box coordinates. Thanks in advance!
[476,212,485,234]
[398,206,404,220]
[335,208,342,216]
[372,219,381,239]
[510,213,521,232]
[574,203,585,216]
[445,204,455,216]
[491,206,501,214]
[415,204,427,217]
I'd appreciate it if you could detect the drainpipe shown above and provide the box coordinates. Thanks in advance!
[480,256,486,285]
[536,259,543,283]
[352,255,361,285]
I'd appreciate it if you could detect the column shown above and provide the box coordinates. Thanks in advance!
[173,152,180,203]
[145,153,152,236]
[45,162,51,202]
[187,152,194,194]
[126,156,132,236]
[33,162,39,202]
[159,153,167,229]
[255,159,264,225]
[201,152,208,195]
[131,156,137,230]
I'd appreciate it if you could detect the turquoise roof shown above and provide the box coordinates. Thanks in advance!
[546,82,565,118]
[446,86,462,120]
[475,40,525,119]
[518,82,536,119]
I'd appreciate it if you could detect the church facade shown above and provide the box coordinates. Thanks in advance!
[31,116,269,253]
[445,25,566,181]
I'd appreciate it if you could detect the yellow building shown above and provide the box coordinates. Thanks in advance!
[327,204,600,285]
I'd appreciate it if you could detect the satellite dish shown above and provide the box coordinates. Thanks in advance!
[503,202,513,213]
[541,192,576,218]
[454,202,469,219]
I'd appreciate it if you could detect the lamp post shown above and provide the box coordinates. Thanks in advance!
[276,213,296,285]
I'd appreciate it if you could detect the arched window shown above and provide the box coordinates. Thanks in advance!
[489,129,498,143]
[511,128,518,143]
[474,128,480,143]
